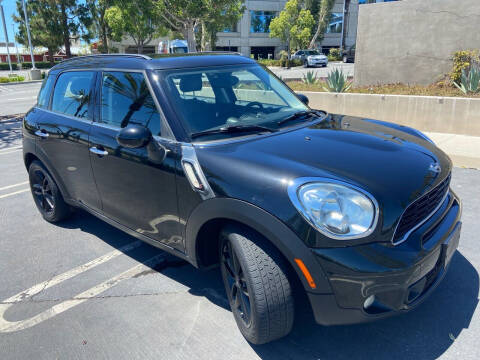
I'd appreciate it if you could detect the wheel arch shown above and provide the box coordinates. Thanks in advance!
[23,151,72,203]
[185,197,332,294]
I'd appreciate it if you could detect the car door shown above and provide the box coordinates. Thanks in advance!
[35,70,102,210]
[88,69,183,250]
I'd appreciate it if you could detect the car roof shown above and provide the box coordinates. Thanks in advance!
[49,53,256,73]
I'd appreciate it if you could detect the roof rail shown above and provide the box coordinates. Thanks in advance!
[59,54,152,63]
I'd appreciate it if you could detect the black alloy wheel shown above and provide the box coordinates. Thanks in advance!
[221,237,252,328]
[28,160,72,223]
[31,169,55,215]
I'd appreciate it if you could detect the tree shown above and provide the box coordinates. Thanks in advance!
[105,0,166,54]
[86,0,113,53]
[199,2,245,51]
[155,0,245,52]
[269,0,315,57]
[56,0,92,58]
[13,0,63,65]
[309,0,335,48]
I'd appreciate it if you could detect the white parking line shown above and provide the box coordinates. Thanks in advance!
[0,188,30,199]
[0,181,29,191]
[0,240,155,333]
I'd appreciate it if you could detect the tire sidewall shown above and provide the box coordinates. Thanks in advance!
[28,161,68,222]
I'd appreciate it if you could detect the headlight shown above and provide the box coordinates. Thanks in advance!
[288,179,379,240]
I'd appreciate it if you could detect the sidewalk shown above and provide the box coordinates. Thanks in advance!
[426,132,480,169]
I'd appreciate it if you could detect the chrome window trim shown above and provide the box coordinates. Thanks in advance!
[391,178,451,246]
[287,177,380,240]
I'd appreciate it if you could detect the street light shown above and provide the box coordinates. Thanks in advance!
[0,0,13,73]
[21,0,40,79]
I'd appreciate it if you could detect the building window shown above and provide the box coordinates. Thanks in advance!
[326,13,343,34]
[222,22,238,32]
[250,11,276,33]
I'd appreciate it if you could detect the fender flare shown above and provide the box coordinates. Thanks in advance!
[185,197,332,294]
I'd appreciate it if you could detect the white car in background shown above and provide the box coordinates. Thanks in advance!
[291,50,328,68]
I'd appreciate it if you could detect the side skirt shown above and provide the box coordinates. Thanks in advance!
[72,200,192,264]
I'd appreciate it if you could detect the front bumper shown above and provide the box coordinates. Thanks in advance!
[308,59,328,66]
[306,191,461,326]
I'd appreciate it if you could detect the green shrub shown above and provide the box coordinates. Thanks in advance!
[302,70,319,85]
[454,66,480,94]
[450,50,479,83]
[0,77,10,83]
[0,63,18,70]
[328,48,342,61]
[322,69,352,93]
[21,61,58,69]
[257,59,282,67]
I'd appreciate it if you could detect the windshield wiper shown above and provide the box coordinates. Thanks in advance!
[191,125,277,139]
[277,110,322,125]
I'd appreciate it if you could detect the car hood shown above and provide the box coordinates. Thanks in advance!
[194,115,452,243]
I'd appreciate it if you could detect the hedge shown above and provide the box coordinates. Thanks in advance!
[0,63,18,70]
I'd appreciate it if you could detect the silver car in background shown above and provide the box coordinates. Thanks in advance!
[291,50,328,68]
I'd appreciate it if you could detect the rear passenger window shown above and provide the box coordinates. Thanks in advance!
[99,71,161,136]
[51,71,94,119]
[37,75,55,109]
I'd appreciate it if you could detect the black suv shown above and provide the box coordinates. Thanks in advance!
[23,54,461,344]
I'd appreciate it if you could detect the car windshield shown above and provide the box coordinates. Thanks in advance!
[157,64,310,140]
[305,50,320,56]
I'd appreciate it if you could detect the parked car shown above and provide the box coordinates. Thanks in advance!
[291,49,328,67]
[342,44,356,63]
[24,53,461,345]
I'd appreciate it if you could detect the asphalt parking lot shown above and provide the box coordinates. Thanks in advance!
[1,117,479,359]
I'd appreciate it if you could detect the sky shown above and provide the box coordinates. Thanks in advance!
[0,0,19,46]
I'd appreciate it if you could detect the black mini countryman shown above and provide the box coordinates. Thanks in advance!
[23,54,462,344]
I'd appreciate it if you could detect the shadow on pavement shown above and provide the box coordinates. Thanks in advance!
[58,210,478,360]
[0,119,23,150]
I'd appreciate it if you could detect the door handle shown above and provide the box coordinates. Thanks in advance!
[35,130,49,138]
[89,146,108,156]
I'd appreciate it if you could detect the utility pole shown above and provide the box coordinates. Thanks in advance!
[12,24,20,64]
[22,0,40,79]
[0,1,13,73]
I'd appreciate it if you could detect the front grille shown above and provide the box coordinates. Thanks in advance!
[393,174,451,244]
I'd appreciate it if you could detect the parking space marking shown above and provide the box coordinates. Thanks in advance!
[0,181,29,192]
[0,240,150,333]
[0,188,30,199]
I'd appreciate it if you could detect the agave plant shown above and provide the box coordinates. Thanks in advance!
[302,70,319,85]
[454,66,480,94]
[322,69,352,93]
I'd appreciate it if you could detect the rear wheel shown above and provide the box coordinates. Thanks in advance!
[220,225,294,344]
[28,160,71,223]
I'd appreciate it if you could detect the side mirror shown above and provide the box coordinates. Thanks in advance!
[116,125,152,148]
[297,93,309,106]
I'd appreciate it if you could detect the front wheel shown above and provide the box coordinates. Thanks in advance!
[303,60,309,68]
[343,55,348,63]
[220,225,294,344]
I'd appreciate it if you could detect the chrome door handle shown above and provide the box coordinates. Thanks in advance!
[35,130,49,138]
[89,147,108,156]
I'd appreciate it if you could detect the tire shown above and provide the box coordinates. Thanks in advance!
[220,225,294,344]
[343,55,348,63]
[28,160,72,223]
[303,60,309,68]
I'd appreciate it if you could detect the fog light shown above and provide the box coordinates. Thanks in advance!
[364,295,375,309]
